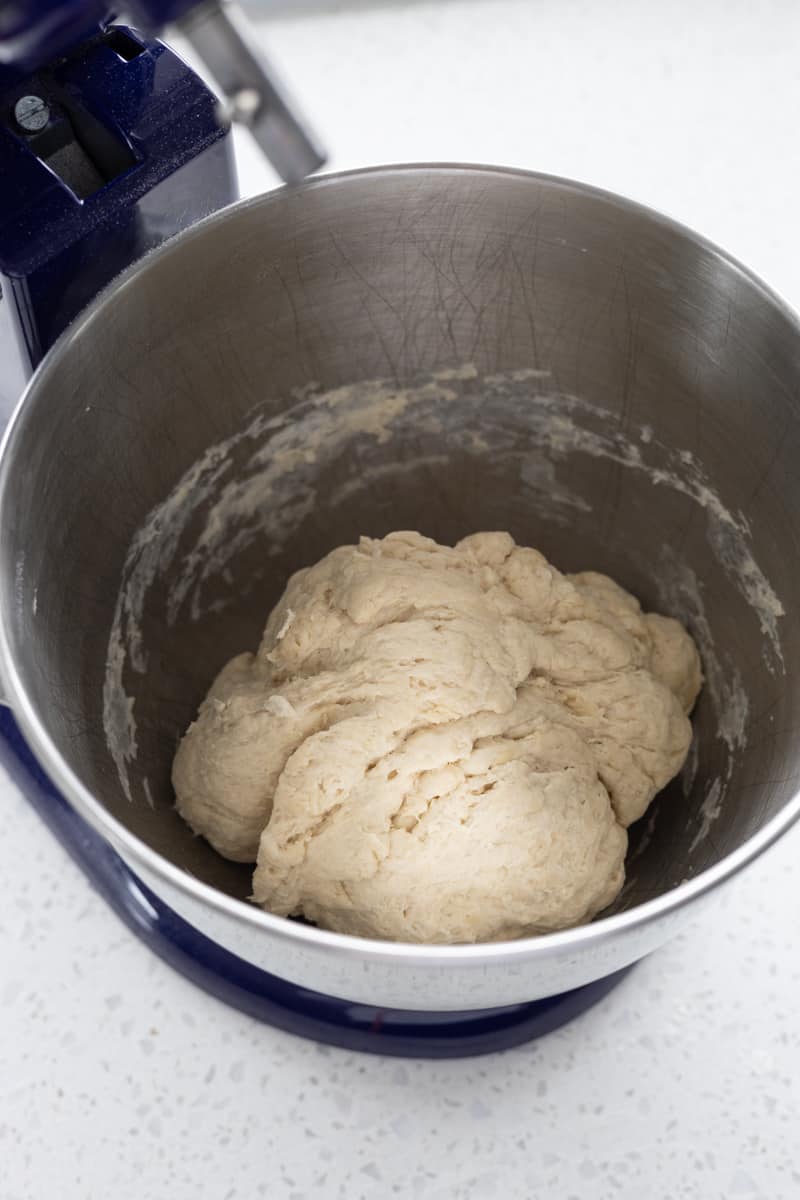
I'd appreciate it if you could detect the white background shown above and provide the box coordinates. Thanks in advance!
[3,2,800,1197]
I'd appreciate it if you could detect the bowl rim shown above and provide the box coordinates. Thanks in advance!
[2,160,799,966]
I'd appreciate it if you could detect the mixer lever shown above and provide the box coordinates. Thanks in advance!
[176,0,325,185]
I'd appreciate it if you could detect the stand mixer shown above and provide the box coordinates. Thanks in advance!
[4,7,797,1061]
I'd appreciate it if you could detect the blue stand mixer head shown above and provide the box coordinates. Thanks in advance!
[0,0,324,397]
[0,0,326,180]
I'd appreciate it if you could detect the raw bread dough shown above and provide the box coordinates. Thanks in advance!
[173,532,702,943]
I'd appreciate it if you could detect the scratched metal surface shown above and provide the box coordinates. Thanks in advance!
[2,165,799,912]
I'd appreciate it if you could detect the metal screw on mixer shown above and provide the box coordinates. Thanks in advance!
[14,95,50,133]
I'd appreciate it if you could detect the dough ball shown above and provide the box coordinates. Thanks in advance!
[172,531,702,943]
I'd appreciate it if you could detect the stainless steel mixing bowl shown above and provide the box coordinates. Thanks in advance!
[1,165,798,1010]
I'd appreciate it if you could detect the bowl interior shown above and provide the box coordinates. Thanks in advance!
[3,167,799,920]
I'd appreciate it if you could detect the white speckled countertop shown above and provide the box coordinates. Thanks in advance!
[3,2,800,1196]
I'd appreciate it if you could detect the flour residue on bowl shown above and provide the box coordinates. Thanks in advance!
[103,365,784,833]
[689,777,724,854]
[102,376,462,801]
[493,373,785,673]
[656,546,749,857]
[103,622,137,802]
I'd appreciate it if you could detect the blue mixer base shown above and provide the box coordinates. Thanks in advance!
[0,706,632,1057]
